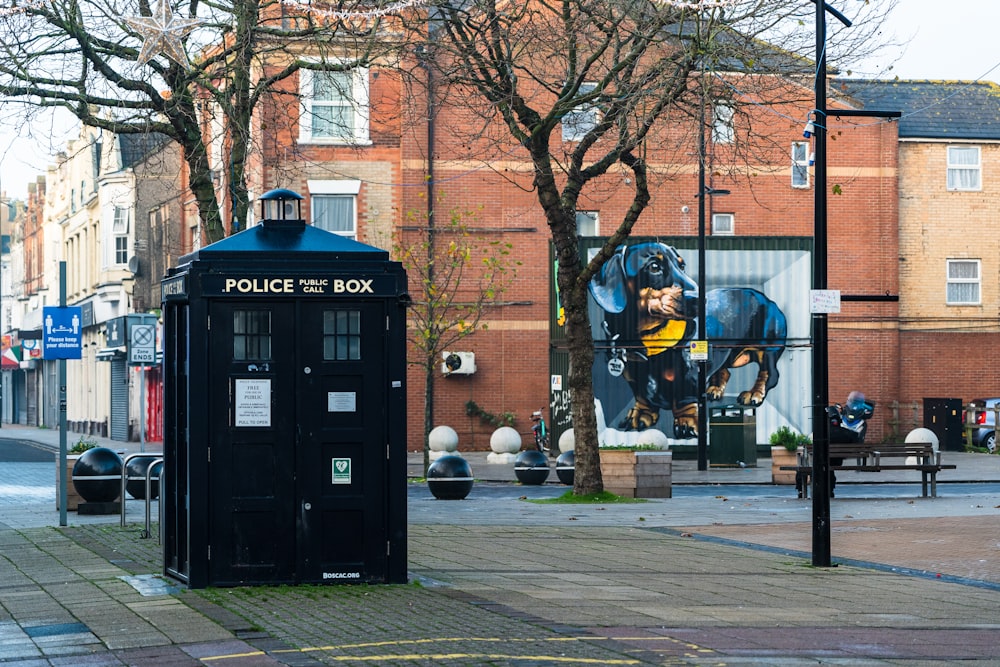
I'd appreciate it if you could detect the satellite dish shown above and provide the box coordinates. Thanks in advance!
[127,256,140,275]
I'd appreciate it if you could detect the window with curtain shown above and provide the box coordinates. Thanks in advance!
[946,259,980,305]
[312,195,356,238]
[791,142,810,188]
[308,180,361,239]
[298,67,370,144]
[947,146,981,191]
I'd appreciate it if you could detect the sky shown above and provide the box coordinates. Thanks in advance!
[2,0,1000,201]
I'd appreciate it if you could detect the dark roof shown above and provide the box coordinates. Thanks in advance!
[832,79,1000,140]
[177,220,388,266]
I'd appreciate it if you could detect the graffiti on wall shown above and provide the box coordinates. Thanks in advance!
[584,238,812,446]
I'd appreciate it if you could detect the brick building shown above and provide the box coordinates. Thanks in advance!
[245,62,999,450]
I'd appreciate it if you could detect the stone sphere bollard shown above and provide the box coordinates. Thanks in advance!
[487,426,521,464]
[905,428,940,464]
[555,451,575,485]
[514,449,550,485]
[426,455,474,500]
[428,425,460,461]
[125,457,163,500]
[558,428,576,453]
[72,447,123,503]
[905,427,940,450]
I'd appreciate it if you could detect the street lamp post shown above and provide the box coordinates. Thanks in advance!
[696,114,729,471]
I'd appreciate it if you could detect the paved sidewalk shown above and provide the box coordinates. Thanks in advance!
[1,425,1000,664]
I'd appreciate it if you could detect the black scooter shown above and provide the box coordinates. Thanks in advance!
[826,392,875,495]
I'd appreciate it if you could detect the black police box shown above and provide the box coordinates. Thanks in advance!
[160,189,408,588]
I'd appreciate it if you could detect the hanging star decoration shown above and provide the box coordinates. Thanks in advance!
[124,0,202,67]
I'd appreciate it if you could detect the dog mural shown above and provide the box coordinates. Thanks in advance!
[589,241,787,438]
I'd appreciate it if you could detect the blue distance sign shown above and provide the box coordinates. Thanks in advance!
[42,306,83,359]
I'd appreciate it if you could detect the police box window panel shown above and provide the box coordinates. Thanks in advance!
[233,310,272,361]
[324,310,362,361]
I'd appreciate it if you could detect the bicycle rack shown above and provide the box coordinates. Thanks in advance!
[120,453,164,541]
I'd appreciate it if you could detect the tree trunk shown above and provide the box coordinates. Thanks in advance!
[559,268,603,495]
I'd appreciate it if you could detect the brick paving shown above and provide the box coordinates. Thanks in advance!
[2,426,1000,664]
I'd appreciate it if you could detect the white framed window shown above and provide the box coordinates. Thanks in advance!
[298,67,370,145]
[576,210,599,236]
[308,179,360,239]
[562,83,598,142]
[112,206,130,266]
[946,259,980,305]
[947,145,981,191]
[791,142,810,188]
[115,236,129,265]
[712,104,735,144]
[712,212,734,236]
[113,206,129,234]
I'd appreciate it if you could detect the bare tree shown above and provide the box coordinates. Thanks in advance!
[0,0,395,243]
[397,204,520,471]
[407,0,897,494]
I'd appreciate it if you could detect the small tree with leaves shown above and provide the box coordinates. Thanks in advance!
[396,203,520,471]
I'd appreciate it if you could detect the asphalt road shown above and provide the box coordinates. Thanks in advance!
[0,437,54,463]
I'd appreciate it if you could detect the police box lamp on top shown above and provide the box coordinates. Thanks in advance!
[259,188,304,228]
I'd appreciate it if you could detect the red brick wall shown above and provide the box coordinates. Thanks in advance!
[251,63,927,450]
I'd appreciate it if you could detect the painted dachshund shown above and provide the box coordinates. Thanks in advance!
[589,242,787,438]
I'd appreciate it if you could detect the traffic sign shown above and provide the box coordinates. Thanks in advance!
[42,306,82,360]
[129,323,157,365]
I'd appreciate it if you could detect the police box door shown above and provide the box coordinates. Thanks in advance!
[208,299,387,585]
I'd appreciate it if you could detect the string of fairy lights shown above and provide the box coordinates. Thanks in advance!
[0,0,740,20]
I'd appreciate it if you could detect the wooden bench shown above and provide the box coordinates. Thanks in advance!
[780,441,956,498]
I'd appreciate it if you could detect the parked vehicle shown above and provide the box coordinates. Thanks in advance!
[963,399,1000,453]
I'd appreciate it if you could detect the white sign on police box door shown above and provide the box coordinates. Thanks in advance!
[129,323,156,364]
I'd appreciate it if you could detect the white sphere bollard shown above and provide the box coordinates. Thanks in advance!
[905,427,940,464]
[429,425,460,461]
[558,428,575,453]
[487,426,521,464]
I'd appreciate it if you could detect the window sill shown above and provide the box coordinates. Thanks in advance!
[298,138,373,147]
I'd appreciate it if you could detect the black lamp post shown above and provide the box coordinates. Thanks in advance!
[695,106,729,471]
[810,0,851,567]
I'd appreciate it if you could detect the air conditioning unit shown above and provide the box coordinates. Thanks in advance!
[441,351,476,376]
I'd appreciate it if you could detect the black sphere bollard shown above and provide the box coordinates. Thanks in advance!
[72,447,123,503]
[125,457,163,500]
[426,455,474,500]
[555,450,575,486]
[514,449,550,485]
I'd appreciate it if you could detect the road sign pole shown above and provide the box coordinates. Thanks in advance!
[140,364,146,453]
[58,261,67,528]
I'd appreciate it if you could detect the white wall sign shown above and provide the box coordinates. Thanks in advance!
[810,289,841,314]
[235,379,271,426]
[328,391,357,412]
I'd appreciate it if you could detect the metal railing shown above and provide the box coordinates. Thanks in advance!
[120,453,164,541]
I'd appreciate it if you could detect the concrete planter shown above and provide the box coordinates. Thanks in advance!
[770,446,800,485]
[600,449,672,498]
